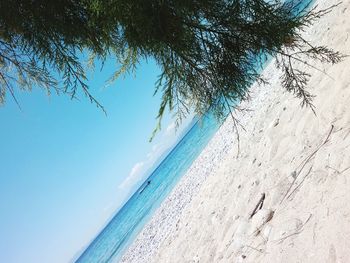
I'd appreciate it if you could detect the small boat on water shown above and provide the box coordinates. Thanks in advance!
[139,180,151,194]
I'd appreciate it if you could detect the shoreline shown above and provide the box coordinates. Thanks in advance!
[120,99,240,262]
[121,0,350,262]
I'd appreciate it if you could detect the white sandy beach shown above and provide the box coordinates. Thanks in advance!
[121,0,350,262]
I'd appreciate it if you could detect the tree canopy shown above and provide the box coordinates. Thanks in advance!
[0,0,343,135]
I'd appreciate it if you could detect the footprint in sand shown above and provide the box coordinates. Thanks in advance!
[311,169,329,185]
[327,244,337,263]
[268,135,293,161]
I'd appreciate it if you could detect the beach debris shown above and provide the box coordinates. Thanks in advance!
[326,165,350,175]
[265,210,274,223]
[291,171,297,179]
[280,125,334,204]
[274,214,312,244]
[249,193,266,219]
[244,245,264,254]
[251,209,275,235]
[286,166,313,200]
[251,180,260,186]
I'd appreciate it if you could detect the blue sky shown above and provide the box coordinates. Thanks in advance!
[0,58,192,263]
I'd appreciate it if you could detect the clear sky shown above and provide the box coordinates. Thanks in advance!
[0,58,192,263]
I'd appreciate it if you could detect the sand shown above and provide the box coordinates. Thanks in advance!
[121,0,350,262]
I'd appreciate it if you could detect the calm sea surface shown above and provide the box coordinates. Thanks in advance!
[76,114,222,263]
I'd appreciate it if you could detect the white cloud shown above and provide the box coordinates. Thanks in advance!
[147,144,160,159]
[165,121,176,135]
[117,141,170,192]
[117,116,194,193]
[130,162,144,177]
[103,202,115,213]
[118,161,145,190]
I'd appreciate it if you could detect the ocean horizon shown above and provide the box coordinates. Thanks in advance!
[75,113,222,263]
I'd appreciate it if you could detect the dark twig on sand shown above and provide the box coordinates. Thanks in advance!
[286,166,313,200]
[244,245,264,254]
[275,214,313,244]
[297,125,334,172]
[280,125,334,204]
[250,193,266,219]
[326,165,350,175]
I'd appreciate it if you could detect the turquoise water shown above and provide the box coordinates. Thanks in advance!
[75,1,315,262]
[76,113,222,263]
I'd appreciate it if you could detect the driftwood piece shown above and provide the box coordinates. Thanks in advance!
[250,193,266,219]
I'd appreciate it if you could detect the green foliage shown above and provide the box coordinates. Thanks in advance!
[0,0,104,109]
[0,1,344,136]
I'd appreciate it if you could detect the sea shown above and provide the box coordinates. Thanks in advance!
[75,114,222,263]
[75,0,314,262]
